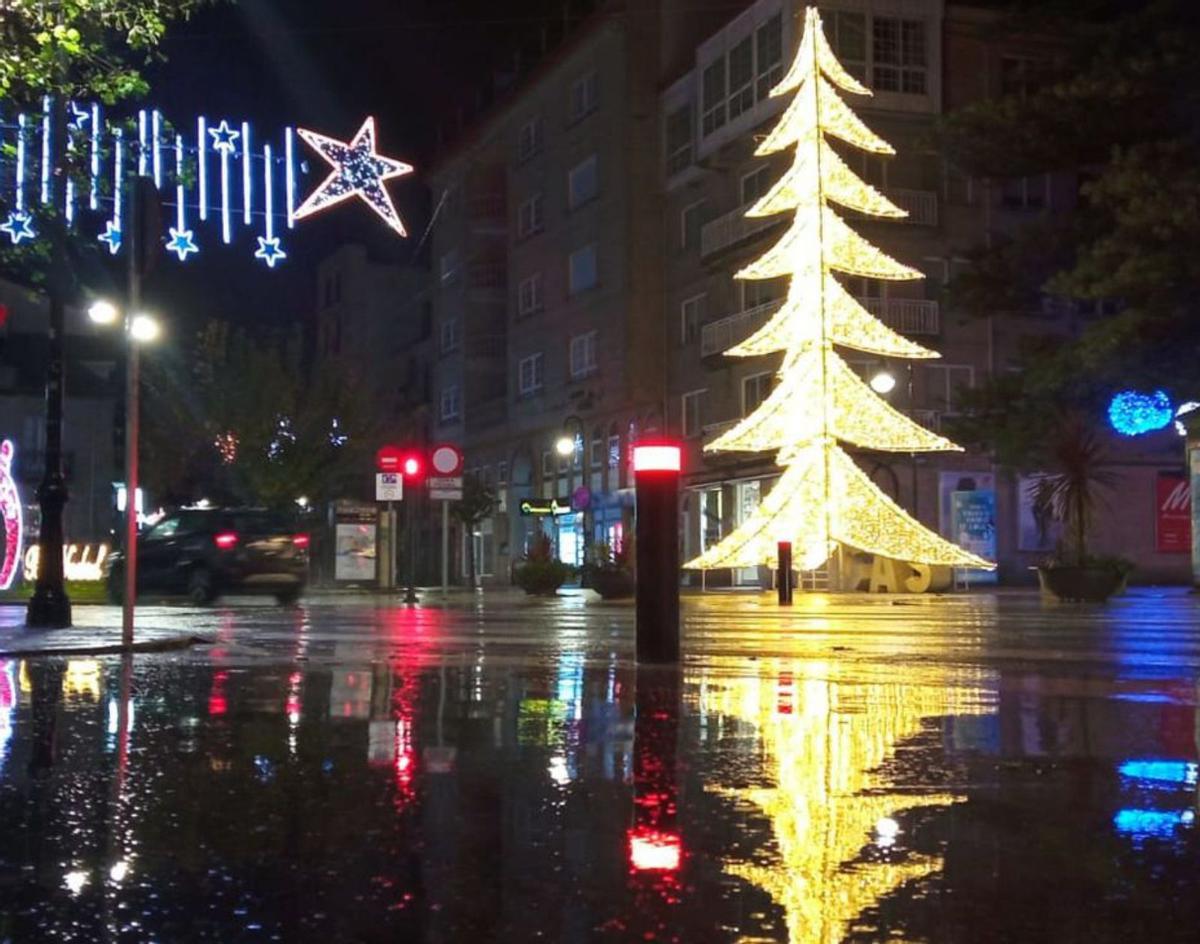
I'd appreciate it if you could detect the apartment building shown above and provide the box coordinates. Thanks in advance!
[427,1,687,582]
[662,0,1191,585]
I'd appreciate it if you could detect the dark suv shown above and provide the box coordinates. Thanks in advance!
[106,508,309,605]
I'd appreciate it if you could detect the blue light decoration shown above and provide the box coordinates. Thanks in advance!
[1113,807,1195,840]
[0,101,412,269]
[1118,759,1199,786]
[1108,390,1174,436]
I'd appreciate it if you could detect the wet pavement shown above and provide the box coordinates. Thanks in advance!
[0,588,1198,942]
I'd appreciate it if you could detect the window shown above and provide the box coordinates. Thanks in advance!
[541,450,554,479]
[518,116,544,162]
[568,155,598,210]
[701,58,726,136]
[922,364,974,413]
[1000,56,1047,100]
[608,434,620,468]
[517,194,544,239]
[440,385,461,422]
[439,317,461,354]
[826,11,867,81]
[755,15,783,100]
[518,353,544,396]
[569,331,598,379]
[727,36,754,121]
[569,244,598,295]
[742,371,776,416]
[589,434,604,469]
[1001,175,1048,210]
[680,294,706,345]
[569,71,598,122]
[742,278,785,310]
[872,17,926,94]
[682,390,706,439]
[680,200,707,250]
[741,165,772,205]
[517,273,543,317]
[665,105,692,176]
[497,460,509,485]
[439,249,461,284]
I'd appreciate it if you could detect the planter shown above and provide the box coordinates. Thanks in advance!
[514,561,573,596]
[1037,565,1125,603]
[590,569,635,600]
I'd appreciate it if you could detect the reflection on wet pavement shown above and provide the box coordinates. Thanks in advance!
[0,591,1197,942]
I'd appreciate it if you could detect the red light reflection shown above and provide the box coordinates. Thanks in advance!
[628,827,682,872]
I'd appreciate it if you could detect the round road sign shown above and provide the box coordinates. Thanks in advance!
[430,443,464,476]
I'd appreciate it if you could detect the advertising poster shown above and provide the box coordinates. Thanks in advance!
[335,522,377,582]
[1017,474,1061,552]
[1155,472,1191,554]
[950,488,998,584]
[1192,448,1200,584]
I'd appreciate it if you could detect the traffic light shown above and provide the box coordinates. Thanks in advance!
[401,451,424,483]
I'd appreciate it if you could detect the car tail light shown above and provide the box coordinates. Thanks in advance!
[214,531,239,550]
[292,534,310,549]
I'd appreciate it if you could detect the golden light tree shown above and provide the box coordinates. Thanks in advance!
[686,7,992,574]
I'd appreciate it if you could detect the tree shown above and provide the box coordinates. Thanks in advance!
[939,0,1200,456]
[452,474,496,588]
[685,7,990,576]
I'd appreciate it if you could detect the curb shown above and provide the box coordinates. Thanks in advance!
[0,633,211,659]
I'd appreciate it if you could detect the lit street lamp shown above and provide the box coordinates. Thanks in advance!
[88,297,161,645]
[869,367,897,395]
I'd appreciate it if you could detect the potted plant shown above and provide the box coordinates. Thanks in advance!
[1029,413,1130,602]
[586,541,635,600]
[514,533,575,596]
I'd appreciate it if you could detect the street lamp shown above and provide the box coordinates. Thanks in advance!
[88,298,161,645]
[869,367,897,395]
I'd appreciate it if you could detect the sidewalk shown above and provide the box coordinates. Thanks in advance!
[0,604,213,657]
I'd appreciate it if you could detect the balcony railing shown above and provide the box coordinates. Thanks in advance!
[468,263,507,290]
[847,187,939,226]
[700,204,784,259]
[700,297,938,358]
[701,299,784,356]
[862,298,940,335]
[467,192,506,223]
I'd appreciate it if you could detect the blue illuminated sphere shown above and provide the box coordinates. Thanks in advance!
[1107,390,1173,436]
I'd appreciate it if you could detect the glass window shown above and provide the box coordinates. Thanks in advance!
[681,200,707,250]
[518,353,544,396]
[568,244,598,295]
[517,273,543,317]
[873,17,926,94]
[741,165,773,205]
[589,432,604,469]
[727,36,754,120]
[439,385,461,421]
[665,105,692,176]
[569,331,598,379]
[680,294,705,345]
[827,11,867,81]
[518,116,544,162]
[682,390,705,438]
[439,317,460,354]
[741,277,786,310]
[517,194,544,238]
[742,371,776,415]
[569,71,599,121]
[439,249,460,283]
[568,155,598,210]
[756,14,783,100]
[702,58,727,136]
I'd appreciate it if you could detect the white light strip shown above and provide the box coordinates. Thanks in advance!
[176,135,186,230]
[65,135,75,223]
[138,109,147,177]
[285,127,296,229]
[263,142,274,240]
[242,121,252,225]
[197,116,208,221]
[113,128,124,230]
[16,113,27,211]
[40,96,50,204]
[89,104,100,209]
[152,110,162,186]
[220,143,232,244]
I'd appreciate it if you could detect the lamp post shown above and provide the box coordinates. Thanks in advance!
[86,298,161,646]
[555,413,589,572]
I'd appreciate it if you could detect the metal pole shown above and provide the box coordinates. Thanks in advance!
[634,445,681,664]
[777,540,793,605]
[404,489,418,604]
[441,499,449,593]
[387,500,396,590]
[26,98,72,628]
[121,178,141,648]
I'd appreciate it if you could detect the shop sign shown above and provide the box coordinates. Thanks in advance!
[1157,471,1191,554]
[24,543,110,582]
[519,498,573,517]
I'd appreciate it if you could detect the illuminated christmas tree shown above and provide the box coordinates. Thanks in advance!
[686,7,992,576]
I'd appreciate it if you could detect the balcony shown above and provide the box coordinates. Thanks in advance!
[700,204,784,259]
[862,298,940,335]
[700,297,939,358]
[701,299,784,357]
[467,192,506,228]
[468,263,507,291]
[847,187,938,227]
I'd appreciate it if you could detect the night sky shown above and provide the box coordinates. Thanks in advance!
[132,0,583,335]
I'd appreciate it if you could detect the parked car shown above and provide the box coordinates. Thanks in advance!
[105,508,309,605]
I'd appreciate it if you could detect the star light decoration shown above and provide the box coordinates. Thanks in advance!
[97,220,122,254]
[254,236,286,268]
[294,116,413,236]
[685,7,992,575]
[166,226,199,262]
[1,211,36,245]
[207,120,240,153]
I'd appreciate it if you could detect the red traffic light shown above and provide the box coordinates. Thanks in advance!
[633,443,682,473]
[376,444,404,473]
[402,455,422,478]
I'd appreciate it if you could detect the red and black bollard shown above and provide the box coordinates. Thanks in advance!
[633,443,682,664]
[777,540,794,605]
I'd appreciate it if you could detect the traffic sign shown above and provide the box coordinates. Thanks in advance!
[430,443,464,477]
[376,444,404,473]
[429,476,463,490]
[430,488,463,501]
[375,472,403,501]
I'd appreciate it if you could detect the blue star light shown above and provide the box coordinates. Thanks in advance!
[0,211,36,245]
[255,236,287,268]
[98,221,122,255]
[166,226,199,262]
[208,120,240,154]
[70,102,90,130]
[294,116,413,236]
[1107,390,1173,437]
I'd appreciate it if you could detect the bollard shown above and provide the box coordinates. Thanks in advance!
[777,540,794,605]
[633,443,682,663]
